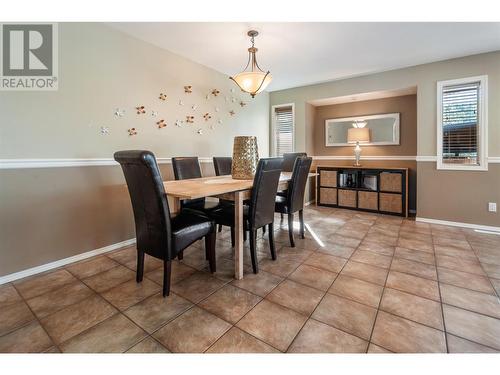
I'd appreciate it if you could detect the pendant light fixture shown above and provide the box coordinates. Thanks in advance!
[230,30,272,98]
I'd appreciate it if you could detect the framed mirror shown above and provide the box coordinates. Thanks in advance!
[325,113,400,146]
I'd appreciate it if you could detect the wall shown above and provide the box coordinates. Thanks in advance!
[0,23,270,277]
[311,95,417,211]
[270,51,500,227]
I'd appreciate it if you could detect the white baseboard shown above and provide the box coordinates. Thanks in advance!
[0,238,136,285]
[416,217,500,233]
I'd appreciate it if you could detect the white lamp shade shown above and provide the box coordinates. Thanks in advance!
[347,127,371,144]
[232,71,272,95]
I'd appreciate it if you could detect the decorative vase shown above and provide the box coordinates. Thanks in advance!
[231,136,259,180]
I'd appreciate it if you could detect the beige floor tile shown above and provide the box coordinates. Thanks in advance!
[259,256,302,277]
[434,245,477,260]
[391,258,437,280]
[363,233,398,246]
[316,244,356,259]
[367,343,392,353]
[329,275,383,308]
[124,255,163,273]
[447,334,498,353]
[101,278,161,311]
[126,337,170,353]
[0,321,53,353]
[40,294,117,344]
[440,283,500,319]
[154,306,231,353]
[237,300,307,352]
[438,267,496,295]
[204,257,252,282]
[443,305,500,350]
[357,241,395,257]
[350,250,392,269]
[335,227,369,240]
[108,247,137,264]
[146,261,197,285]
[397,238,434,253]
[82,265,136,293]
[482,262,500,279]
[0,284,22,306]
[124,292,193,333]
[231,270,283,297]
[171,271,226,303]
[436,255,486,276]
[199,285,261,324]
[288,264,337,292]
[26,280,94,318]
[266,280,324,316]
[14,269,76,299]
[0,300,35,336]
[433,236,471,250]
[386,271,440,301]
[371,311,446,353]
[288,319,368,353]
[340,261,388,286]
[60,314,146,353]
[380,288,443,330]
[66,256,119,279]
[491,278,500,296]
[312,294,377,340]
[394,247,435,265]
[207,327,279,353]
[398,231,432,244]
[304,253,347,273]
[323,234,362,249]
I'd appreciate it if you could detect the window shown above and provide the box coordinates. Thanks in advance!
[437,75,488,170]
[272,104,294,157]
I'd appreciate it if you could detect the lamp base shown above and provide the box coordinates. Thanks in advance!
[353,142,362,167]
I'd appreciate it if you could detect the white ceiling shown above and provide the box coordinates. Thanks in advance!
[108,22,500,92]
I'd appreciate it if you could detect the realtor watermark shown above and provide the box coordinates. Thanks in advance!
[0,23,58,91]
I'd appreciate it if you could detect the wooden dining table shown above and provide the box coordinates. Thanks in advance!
[163,172,315,280]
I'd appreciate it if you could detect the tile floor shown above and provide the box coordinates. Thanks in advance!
[1,206,500,353]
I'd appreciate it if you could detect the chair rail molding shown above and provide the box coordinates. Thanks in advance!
[0,157,215,169]
[312,155,417,161]
[416,156,500,163]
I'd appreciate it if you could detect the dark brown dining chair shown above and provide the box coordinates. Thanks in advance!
[210,158,283,273]
[171,157,220,213]
[282,152,307,172]
[213,157,232,176]
[115,150,217,297]
[275,156,313,247]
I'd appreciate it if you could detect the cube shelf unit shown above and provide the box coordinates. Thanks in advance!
[316,166,408,217]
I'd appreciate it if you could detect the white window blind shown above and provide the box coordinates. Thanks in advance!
[273,105,294,157]
[441,81,480,165]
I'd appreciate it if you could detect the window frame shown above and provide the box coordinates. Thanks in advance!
[271,103,295,157]
[436,75,488,171]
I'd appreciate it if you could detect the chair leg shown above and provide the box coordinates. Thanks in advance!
[280,213,284,221]
[218,224,222,233]
[206,231,217,273]
[249,229,258,274]
[262,226,266,234]
[243,230,247,242]
[136,251,145,283]
[299,209,305,239]
[230,227,235,247]
[163,260,172,297]
[288,213,295,247]
[268,223,277,260]
[177,250,184,260]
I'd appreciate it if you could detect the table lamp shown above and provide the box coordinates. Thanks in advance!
[231,136,259,179]
[347,127,371,166]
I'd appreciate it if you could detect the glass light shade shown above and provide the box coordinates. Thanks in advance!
[347,127,371,144]
[231,71,272,96]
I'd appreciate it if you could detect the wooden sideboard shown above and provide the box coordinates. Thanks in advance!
[316,166,408,217]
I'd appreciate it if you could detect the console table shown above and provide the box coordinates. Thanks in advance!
[316,166,408,217]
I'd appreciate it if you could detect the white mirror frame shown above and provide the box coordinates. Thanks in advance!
[325,112,400,147]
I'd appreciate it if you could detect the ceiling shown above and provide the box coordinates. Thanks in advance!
[108,22,500,92]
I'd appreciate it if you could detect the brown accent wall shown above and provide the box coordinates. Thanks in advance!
[309,95,417,211]
[312,95,417,156]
